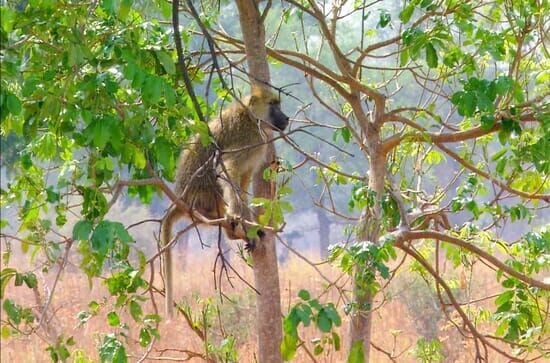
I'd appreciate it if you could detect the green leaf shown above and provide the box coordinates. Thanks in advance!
[378,10,391,28]
[0,268,17,299]
[0,7,16,33]
[1,325,10,339]
[494,76,514,95]
[491,149,506,161]
[313,344,323,355]
[93,119,112,149]
[107,311,120,326]
[495,290,514,307]
[129,300,142,322]
[324,304,342,326]
[163,81,176,107]
[113,222,133,244]
[3,299,21,325]
[119,0,133,20]
[158,0,171,18]
[498,129,510,145]
[91,220,116,254]
[46,186,60,203]
[133,147,146,169]
[332,332,341,351]
[400,48,409,66]
[156,51,176,75]
[6,94,22,115]
[68,44,84,67]
[452,92,476,117]
[14,273,23,286]
[142,76,162,105]
[496,157,507,175]
[139,327,151,347]
[154,137,175,172]
[399,4,415,23]
[143,314,162,324]
[99,334,127,363]
[425,42,438,68]
[72,220,93,241]
[501,118,521,135]
[347,341,365,363]
[298,289,310,301]
[123,61,136,81]
[296,305,311,326]
[281,332,298,361]
[101,0,116,15]
[23,272,37,289]
[81,187,109,220]
[480,115,495,131]
[316,310,332,332]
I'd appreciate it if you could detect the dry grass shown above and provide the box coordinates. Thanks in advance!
[0,243,525,363]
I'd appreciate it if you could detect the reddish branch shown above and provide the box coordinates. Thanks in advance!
[392,229,550,290]
[399,244,521,362]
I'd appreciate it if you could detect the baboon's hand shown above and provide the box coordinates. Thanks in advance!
[224,214,247,240]
[225,212,242,224]
[227,214,243,232]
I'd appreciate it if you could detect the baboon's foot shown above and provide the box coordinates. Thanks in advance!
[244,229,267,252]
[256,229,266,239]
[244,238,257,252]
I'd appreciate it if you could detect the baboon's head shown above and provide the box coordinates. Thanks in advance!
[248,87,289,131]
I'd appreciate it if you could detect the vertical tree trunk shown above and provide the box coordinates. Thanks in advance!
[346,90,386,362]
[348,151,385,362]
[235,1,283,362]
[317,209,331,259]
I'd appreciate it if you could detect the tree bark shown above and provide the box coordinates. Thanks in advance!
[317,209,331,259]
[349,151,385,362]
[235,0,270,88]
[235,1,283,362]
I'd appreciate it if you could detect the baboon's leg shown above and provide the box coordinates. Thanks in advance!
[237,170,261,250]
[160,206,183,319]
[239,170,253,218]
[219,162,243,219]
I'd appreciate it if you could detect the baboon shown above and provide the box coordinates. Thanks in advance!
[161,86,289,317]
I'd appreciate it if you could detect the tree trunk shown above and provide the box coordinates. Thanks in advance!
[348,135,386,361]
[317,209,331,259]
[235,1,283,362]
[235,0,270,88]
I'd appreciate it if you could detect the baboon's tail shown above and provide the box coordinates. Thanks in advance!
[161,207,180,319]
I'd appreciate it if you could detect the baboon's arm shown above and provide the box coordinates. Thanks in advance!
[218,161,243,219]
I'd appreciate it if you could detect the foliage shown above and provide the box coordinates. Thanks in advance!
[281,289,342,361]
[0,0,196,360]
[179,295,239,362]
[412,337,444,363]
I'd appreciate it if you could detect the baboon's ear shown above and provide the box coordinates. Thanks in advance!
[249,87,263,104]
[249,94,259,104]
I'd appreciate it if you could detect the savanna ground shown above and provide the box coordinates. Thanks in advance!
[2,236,512,363]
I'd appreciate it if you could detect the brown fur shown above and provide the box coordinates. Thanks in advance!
[161,87,287,317]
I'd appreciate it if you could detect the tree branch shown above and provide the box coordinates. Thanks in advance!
[393,230,550,290]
